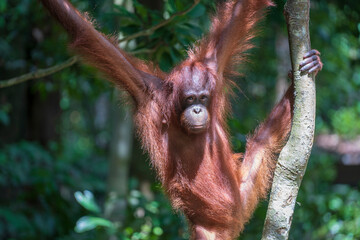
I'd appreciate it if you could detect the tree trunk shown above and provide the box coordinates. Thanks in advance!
[104,0,134,223]
[261,0,316,239]
[105,90,133,222]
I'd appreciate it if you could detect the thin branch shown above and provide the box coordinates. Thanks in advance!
[0,0,200,89]
[130,48,157,55]
[0,56,79,89]
[119,0,200,43]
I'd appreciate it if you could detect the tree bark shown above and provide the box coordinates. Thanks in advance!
[105,90,133,222]
[104,0,134,223]
[261,0,316,239]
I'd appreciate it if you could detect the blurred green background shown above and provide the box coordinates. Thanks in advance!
[0,0,359,239]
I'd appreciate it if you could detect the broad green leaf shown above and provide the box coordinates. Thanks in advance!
[153,226,163,236]
[0,111,9,126]
[75,216,114,233]
[74,190,101,214]
[187,4,206,18]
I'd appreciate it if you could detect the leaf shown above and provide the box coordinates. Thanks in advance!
[0,111,9,126]
[153,226,163,236]
[74,190,101,214]
[0,0,7,12]
[0,208,32,231]
[74,216,114,233]
[187,4,206,18]
[174,0,186,11]
[167,0,177,13]
[134,2,148,19]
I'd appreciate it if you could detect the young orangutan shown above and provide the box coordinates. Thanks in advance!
[40,0,322,239]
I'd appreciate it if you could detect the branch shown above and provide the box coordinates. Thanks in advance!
[262,0,316,239]
[316,134,360,155]
[0,56,78,88]
[119,0,200,43]
[0,0,200,89]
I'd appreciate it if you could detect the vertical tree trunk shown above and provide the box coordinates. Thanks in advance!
[27,87,61,145]
[104,0,134,223]
[105,90,133,222]
[104,0,164,223]
[261,0,316,239]
[0,22,61,147]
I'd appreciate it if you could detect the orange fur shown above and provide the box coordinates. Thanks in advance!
[41,0,294,239]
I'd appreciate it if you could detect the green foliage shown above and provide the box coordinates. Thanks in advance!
[0,141,77,239]
[314,185,360,239]
[121,182,187,240]
[331,105,360,139]
[72,181,187,240]
[75,216,115,233]
[0,104,11,126]
[75,191,101,214]
[0,138,108,239]
[290,152,360,240]
[241,152,360,240]
[103,0,213,71]
[310,0,360,139]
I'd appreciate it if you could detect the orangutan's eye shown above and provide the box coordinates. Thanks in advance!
[200,95,208,101]
[186,96,195,104]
